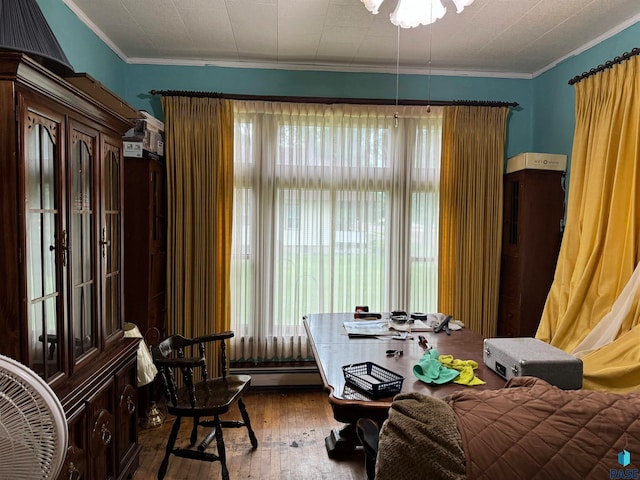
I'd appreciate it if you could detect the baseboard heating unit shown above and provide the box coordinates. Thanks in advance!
[230,366,322,387]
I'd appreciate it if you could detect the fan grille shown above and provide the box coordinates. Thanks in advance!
[0,356,67,479]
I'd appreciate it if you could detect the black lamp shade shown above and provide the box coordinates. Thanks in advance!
[0,0,74,74]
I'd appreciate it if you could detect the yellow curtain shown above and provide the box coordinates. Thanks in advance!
[439,106,509,337]
[161,96,234,372]
[537,55,640,393]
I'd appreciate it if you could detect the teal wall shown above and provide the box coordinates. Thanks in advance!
[36,0,638,170]
[125,64,532,158]
[531,21,640,172]
[36,0,128,94]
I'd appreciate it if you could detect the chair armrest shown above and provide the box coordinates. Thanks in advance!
[193,331,234,343]
[154,356,206,368]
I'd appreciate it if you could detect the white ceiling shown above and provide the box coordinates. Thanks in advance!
[64,0,640,78]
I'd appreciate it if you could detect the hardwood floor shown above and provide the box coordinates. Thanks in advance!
[133,388,366,480]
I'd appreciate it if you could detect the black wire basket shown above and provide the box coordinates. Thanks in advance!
[342,362,404,399]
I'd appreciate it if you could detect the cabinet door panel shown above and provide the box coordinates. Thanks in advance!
[123,155,167,348]
[69,127,99,365]
[150,251,166,299]
[102,140,123,341]
[497,296,521,337]
[116,357,139,477]
[23,107,65,380]
[88,378,116,480]
[150,161,166,248]
[62,407,88,480]
[498,170,565,338]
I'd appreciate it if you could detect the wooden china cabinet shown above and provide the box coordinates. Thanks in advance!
[0,53,140,479]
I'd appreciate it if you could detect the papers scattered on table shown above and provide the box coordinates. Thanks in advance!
[388,319,432,332]
[343,320,390,337]
[343,319,433,337]
[343,313,464,337]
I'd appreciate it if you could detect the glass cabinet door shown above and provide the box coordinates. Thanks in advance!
[103,145,122,337]
[70,131,97,361]
[25,112,63,380]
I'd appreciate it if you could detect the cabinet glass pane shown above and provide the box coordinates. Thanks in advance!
[28,212,44,298]
[28,131,42,210]
[42,211,57,295]
[30,298,60,383]
[104,150,121,335]
[26,121,61,379]
[71,139,96,358]
[72,285,92,356]
[30,302,44,377]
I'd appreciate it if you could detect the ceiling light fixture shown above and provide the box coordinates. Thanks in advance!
[361,0,475,28]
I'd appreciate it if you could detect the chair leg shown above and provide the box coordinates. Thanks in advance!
[190,415,200,446]
[158,416,182,480]
[356,418,380,480]
[238,398,258,449]
[213,415,230,480]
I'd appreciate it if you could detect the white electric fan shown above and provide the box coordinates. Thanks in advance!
[0,354,68,479]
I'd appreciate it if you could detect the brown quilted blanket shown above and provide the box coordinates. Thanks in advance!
[445,376,640,479]
[376,392,466,480]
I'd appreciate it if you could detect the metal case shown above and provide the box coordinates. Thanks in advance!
[483,337,583,390]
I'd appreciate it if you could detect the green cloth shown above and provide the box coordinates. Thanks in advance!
[439,354,485,386]
[413,349,459,385]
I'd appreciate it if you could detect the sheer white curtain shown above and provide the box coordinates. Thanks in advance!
[230,101,442,362]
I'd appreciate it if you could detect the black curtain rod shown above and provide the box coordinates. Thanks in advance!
[148,90,518,108]
[568,47,639,85]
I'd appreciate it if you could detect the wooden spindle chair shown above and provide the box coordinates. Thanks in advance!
[151,332,258,480]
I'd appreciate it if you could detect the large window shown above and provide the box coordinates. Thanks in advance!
[230,102,442,362]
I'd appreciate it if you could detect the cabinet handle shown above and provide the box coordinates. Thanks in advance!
[50,230,69,267]
[100,227,111,258]
[67,461,80,480]
[126,395,136,414]
[100,424,112,446]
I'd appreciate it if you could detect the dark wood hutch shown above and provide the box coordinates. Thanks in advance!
[498,169,565,337]
[123,148,167,415]
[0,52,140,479]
